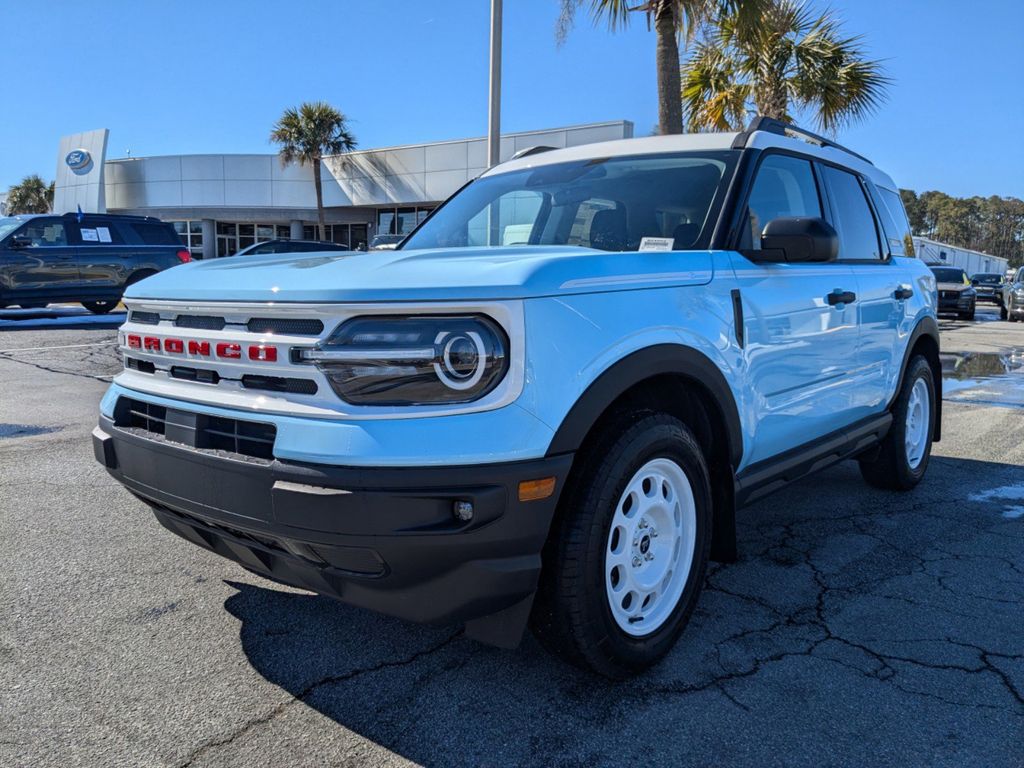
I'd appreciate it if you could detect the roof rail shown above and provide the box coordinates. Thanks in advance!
[733,116,873,165]
[509,145,557,161]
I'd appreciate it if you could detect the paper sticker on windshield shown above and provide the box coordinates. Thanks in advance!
[97,227,112,243]
[81,228,99,242]
[639,237,674,252]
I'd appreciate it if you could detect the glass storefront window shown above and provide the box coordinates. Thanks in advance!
[277,225,290,239]
[170,221,203,258]
[257,225,274,240]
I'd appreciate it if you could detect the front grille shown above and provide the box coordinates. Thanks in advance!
[246,318,324,336]
[241,374,318,395]
[170,366,220,385]
[125,357,156,374]
[174,314,226,330]
[115,397,275,461]
[129,311,160,325]
[204,416,276,459]
[124,399,167,435]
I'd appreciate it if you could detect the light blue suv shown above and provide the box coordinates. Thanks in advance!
[93,118,940,677]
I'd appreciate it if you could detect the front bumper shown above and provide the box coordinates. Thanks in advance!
[93,415,573,641]
[937,293,974,314]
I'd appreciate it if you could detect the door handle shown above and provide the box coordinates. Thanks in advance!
[827,290,857,306]
[893,287,914,300]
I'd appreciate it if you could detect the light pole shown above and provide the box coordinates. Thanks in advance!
[487,0,502,168]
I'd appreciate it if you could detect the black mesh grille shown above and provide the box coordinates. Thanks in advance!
[125,357,156,374]
[129,311,160,325]
[174,314,226,330]
[204,416,276,459]
[170,366,220,385]
[115,397,275,461]
[241,375,318,395]
[123,399,167,435]
[246,318,324,336]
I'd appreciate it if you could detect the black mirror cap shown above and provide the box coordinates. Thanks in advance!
[757,217,839,263]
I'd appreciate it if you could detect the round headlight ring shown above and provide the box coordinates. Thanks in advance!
[434,330,487,390]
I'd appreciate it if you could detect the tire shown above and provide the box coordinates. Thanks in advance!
[81,300,117,315]
[859,356,935,491]
[531,411,712,678]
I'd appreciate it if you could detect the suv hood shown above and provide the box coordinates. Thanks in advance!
[935,281,969,292]
[125,246,714,303]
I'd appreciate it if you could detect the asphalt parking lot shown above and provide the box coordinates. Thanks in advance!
[1,304,1022,767]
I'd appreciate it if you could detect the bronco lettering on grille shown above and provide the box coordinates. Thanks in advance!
[125,335,276,361]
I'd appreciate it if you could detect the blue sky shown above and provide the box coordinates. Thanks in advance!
[1,0,1021,198]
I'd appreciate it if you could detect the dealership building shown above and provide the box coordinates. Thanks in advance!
[51,121,633,259]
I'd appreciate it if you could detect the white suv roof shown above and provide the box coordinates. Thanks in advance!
[487,120,897,192]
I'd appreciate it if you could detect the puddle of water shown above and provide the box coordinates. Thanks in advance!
[969,484,1024,520]
[941,351,1024,408]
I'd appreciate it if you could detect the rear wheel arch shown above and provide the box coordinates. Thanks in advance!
[126,269,157,287]
[896,317,942,442]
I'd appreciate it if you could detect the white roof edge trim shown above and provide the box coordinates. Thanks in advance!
[482,133,741,176]
[744,131,897,190]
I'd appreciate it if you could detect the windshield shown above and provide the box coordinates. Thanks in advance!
[402,151,735,253]
[0,217,25,241]
[931,267,968,284]
[972,273,1002,284]
[370,234,404,246]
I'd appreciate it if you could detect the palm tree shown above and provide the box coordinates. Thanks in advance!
[270,102,356,241]
[557,1,767,135]
[6,175,54,215]
[681,0,889,133]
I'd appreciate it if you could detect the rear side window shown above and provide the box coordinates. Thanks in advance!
[126,222,179,245]
[743,155,821,249]
[874,187,915,257]
[78,221,125,245]
[821,167,882,261]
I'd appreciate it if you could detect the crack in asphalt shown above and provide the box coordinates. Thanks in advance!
[630,490,1024,716]
[0,352,117,382]
[173,631,462,768]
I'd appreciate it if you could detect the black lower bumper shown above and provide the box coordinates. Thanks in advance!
[94,415,572,643]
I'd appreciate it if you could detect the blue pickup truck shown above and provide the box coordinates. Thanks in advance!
[93,118,940,677]
[0,212,190,313]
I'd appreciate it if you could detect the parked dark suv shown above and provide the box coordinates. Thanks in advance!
[0,212,190,314]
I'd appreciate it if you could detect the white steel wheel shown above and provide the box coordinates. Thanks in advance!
[905,377,930,470]
[605,457,697,637]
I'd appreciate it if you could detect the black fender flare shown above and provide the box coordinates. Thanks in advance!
[893,316,942,442]
[545,344,743,467]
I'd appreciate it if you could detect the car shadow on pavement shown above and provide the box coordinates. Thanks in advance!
[221,456,1024,767]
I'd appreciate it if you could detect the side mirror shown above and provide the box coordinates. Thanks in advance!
[7,235,32,249]
[748,217,839,264]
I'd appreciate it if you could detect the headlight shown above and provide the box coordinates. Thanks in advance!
[301,315,509,405]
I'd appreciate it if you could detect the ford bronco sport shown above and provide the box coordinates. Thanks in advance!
[94,118,940,677]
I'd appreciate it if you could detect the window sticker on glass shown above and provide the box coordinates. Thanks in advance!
[97,227,112,243]
[81,228,99,242]
[639,236,674,252]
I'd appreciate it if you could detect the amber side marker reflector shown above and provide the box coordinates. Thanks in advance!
[518,477,557,502]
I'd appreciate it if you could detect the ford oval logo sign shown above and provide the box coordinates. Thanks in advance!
[65,149,91,170]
